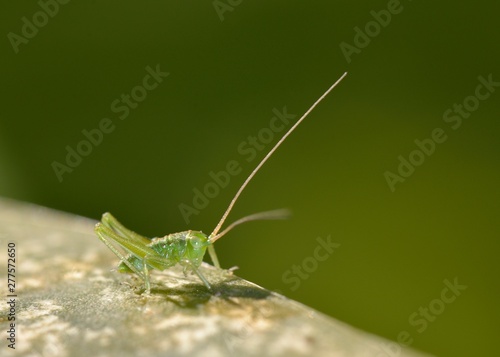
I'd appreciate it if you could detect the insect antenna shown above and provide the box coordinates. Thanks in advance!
[210,209,290,243]
[209,72,348,240]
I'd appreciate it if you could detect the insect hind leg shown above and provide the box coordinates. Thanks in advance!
[101,212,151,245]
[94,223,148,283]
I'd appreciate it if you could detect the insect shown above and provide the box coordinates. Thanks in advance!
[95,72,347,293]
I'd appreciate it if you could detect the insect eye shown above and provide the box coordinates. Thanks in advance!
[189,232,207,248]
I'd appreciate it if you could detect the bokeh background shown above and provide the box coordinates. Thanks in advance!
[2,1,499,356]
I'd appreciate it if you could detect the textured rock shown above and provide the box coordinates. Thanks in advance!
[0,198,433,357]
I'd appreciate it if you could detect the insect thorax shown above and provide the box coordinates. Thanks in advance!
[117,230,210,274]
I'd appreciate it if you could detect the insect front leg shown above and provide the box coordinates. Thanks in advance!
[207,244,221,269]
[144,254,212,291]
[189,263,213,291]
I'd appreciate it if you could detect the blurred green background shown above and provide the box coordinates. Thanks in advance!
[2,1,499,356]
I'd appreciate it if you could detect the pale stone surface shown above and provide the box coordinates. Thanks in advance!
[0,198,433,357]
